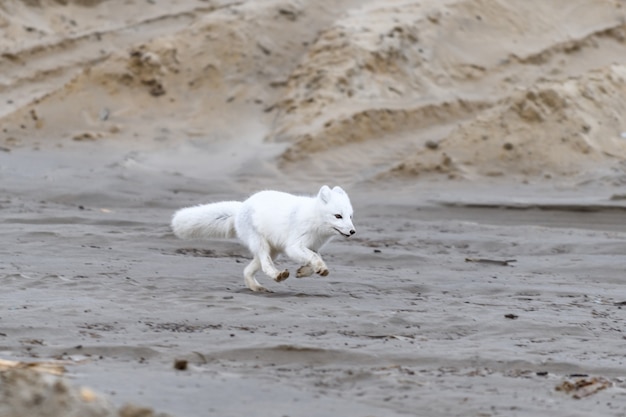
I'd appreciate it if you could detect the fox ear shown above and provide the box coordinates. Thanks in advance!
[332,186,346,195]
[318,185,332,204]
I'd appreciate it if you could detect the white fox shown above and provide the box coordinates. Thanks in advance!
[171,185,356,292]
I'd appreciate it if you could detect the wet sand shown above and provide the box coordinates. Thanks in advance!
[3,144,626,415]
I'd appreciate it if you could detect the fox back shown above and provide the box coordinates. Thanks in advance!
[235,186,355,252]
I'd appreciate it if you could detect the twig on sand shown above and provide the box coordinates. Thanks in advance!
[465,258,517,266]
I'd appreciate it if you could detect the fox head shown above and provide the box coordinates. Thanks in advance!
[317,185,356,238]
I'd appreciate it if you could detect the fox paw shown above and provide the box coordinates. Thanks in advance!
[296,265,314,278]
[247,281,272,293]
[274,269,290,282]
[317,268,329,277]
[250,284,272,293]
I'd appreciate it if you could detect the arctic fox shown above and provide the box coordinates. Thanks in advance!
[171,185,356,292]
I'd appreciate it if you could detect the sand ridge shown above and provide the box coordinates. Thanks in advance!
[2,0,626,416]
[3,0,626,187]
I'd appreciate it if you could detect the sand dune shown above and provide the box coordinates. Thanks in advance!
[3,0,626,184]
[388,65,626,181]
[2,0,626,416]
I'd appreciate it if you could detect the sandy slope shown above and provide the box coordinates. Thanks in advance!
[2,0,626,416]
[3,0,626,186]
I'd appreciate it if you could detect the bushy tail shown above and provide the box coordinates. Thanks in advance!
[171,201,243,239]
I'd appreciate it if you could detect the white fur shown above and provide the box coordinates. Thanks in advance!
[171,201,242,239]
[171,185,356,292]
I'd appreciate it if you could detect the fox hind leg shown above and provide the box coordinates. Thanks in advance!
[243,256,270,292]
[269,248,290,282]
[255,241,289,283]
[241,235,289,291]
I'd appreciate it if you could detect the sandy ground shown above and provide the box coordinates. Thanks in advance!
[2,0,626,416]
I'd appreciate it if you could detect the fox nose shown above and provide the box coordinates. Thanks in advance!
[350,229,356,235]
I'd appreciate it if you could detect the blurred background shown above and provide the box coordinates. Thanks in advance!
[2,0,626,193]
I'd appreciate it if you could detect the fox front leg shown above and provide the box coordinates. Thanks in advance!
[286,246,329,277]
[296,265,314,278]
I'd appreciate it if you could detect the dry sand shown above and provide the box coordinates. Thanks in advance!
[2,0,626,416]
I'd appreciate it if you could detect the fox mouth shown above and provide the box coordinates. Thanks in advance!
[333,227,351,237]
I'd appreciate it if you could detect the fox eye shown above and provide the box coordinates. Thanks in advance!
[334,214,343,219]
